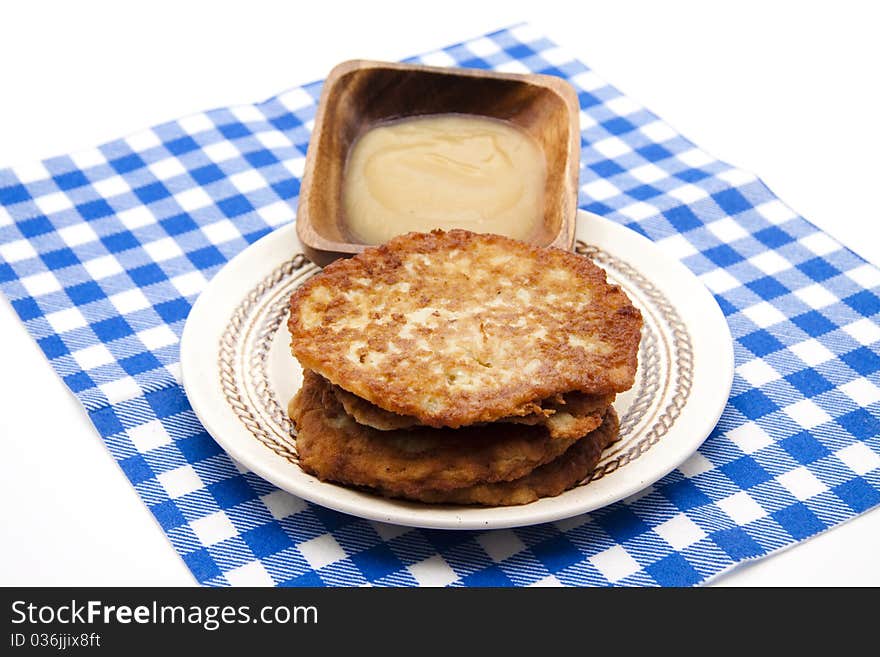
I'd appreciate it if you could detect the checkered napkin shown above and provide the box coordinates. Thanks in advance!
[2,25,879,587]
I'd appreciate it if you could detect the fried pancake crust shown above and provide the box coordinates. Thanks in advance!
[288,230,641,428]
[289,370,608,496]
[411,408,619,506]
[331,380,614,440]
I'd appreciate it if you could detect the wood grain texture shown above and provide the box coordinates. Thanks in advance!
[296,60,580,265]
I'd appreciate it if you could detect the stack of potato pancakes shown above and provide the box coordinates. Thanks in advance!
[287,230,642,506]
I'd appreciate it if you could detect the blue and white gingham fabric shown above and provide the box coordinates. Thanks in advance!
[2,25,879,587]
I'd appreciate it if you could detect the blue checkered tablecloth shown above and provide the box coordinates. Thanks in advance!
[1,24,879,587]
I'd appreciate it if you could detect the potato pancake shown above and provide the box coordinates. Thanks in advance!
[288,370,612,497]
[289,230,641,428]
[331,379,613,440]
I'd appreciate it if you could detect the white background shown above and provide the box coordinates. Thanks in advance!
[1,0,878,586]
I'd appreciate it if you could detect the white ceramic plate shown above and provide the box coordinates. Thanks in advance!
[180,211,733,530]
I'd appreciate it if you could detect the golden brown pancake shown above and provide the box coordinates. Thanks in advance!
[331,380,614,440]
[411,408,618,506]
[288,370,610,497]
[288,229,642,428]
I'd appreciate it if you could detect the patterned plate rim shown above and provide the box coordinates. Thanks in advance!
[180,211,733,529]
[219,241,693,485]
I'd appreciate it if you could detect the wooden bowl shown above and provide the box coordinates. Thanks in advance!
[296,60,581,266]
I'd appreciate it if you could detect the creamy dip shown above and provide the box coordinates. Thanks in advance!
[342,114,546,244]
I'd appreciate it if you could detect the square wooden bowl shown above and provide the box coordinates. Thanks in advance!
[296,60,581,266]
